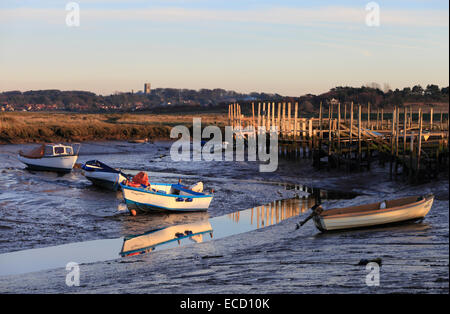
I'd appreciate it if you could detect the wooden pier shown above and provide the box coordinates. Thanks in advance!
[228,102,449,182]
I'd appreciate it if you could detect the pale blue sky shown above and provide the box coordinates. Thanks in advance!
[0,0,448,96]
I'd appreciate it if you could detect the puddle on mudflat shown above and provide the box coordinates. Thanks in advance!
[0,191,346,277]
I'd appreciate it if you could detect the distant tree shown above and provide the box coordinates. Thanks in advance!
[412,85,424,96]
[425,84,441,99]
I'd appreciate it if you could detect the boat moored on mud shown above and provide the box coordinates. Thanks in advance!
[120,172,213,215]
[81,160,128,191]
[18,143,80,173]
[310,194,435,232]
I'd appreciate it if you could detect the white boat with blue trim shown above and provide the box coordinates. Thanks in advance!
[81,160,128,191]
[18,143,80,173]
[120,172,213,214]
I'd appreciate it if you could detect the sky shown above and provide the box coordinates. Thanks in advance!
[0,0,448,96]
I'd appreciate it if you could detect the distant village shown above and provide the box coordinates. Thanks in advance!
[1,83,448,113]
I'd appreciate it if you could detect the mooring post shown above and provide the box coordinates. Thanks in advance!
[272,102,276,131]
[294,102,298,142]
[390,107,396,179]
[282,102,286,138]
[337,103,341,156]
[430,107,433,131]
[277,103,281,134]
[417,108,423,181]
[403,106,407,176]
[395,107,400,177]
[358,104,362,171]
[287,103,292,140]
[344,103,347,125]
[328,104,332,160]
[257,102,261,133]
[350,102,354,159]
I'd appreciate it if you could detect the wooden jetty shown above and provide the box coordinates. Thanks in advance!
[228,102,449,183]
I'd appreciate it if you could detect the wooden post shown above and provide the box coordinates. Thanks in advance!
[238,104,242,129]
[395,107,400,177]
[358,104,362,170]
[430,107,433,131]
[337,103,341,154]
[257,102,261,132]
[390,107,396,179]
[308,118,313,158]
[367,102,371,129]
[344,103,347,124]
[376,109,379,130]
[328,104,332,157]
[282,102,286,137]
[277,103,281,133]
[350,102,354,154]
[262,102,266,132]
[266,102,271,131]
[272,102,276,131]
[409,106,412,129]
[294,102,298,140]
[417,108,423,176]
[319,102,323,140]
[252,102,255,131]
[287,103,292,139]
[403,106,407,159]
[396,107,399,157]
[381,108,384,130]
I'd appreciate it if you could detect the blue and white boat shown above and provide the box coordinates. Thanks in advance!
[82,160,128,191]
[120,181,214,214]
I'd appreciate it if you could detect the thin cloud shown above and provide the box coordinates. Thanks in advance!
[1,6,448,27]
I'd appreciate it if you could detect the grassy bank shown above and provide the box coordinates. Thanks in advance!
[0,112,228,144]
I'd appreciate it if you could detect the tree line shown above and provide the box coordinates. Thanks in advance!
[0,85,447,112]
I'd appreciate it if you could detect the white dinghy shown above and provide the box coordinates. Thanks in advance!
[18,143,80,173]
[297,194,435,232]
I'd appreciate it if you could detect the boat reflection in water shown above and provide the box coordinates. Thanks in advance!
[0,185,355,276]
[120,195,320,258]
[121,219,213,257]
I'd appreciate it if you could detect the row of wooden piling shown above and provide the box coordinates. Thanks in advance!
[227,102,449,183]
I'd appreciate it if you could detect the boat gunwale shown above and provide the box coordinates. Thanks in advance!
[120,183,213,199]
[320,194,434,220]
[125,199,210,212]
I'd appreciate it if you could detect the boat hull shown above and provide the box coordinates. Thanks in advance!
[18,154,78,173]
[121,184,213,213]
[314,195,434,232]
[84,171,126,191]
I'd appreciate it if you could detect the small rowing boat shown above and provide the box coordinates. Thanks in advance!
[81,160,128,191]
[298,194,434,232]
[120,172,213,215]
[18,143,80,173]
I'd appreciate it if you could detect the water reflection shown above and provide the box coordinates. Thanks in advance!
[121,219,213,257]
[120,197,321,258]
[0,186,357,276]
[228,198,315,229]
